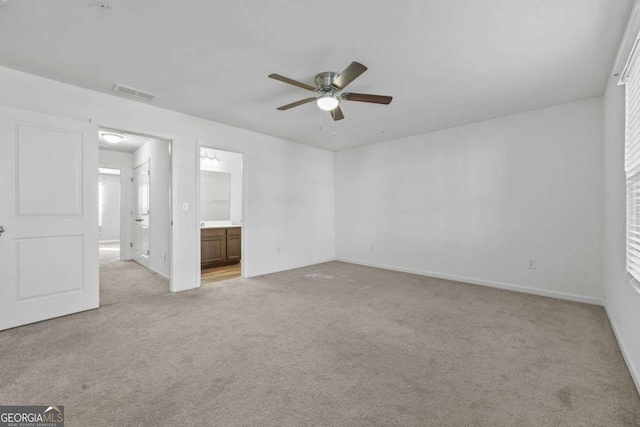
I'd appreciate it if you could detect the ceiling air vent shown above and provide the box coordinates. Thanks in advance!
[113,83,158,102]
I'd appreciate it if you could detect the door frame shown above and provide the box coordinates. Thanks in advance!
[195,141,247,287]
[97,126,173,290]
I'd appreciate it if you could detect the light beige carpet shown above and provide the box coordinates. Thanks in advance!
[0,261,639,426]
[99,241,121,266]
[99,242,169,306]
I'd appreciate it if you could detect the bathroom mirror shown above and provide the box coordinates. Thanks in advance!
[200,171,231,221]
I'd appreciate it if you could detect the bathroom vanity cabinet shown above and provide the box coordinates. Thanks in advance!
[201,226,241,268]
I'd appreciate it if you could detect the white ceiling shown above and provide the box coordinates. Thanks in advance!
[0,0,633,151]
[98,128,152,153]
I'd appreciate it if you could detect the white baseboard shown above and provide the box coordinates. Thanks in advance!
[148,268,170,281]
[170,281,198,293]
[604,305,640,396]
[246,257,337,278]
[99,239,120,243]
[336,258,604,306]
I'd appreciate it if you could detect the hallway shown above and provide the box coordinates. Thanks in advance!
[100,242,169,306]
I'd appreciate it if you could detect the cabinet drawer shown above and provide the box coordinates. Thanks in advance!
[227,227,241,236]
[202,228,226,237]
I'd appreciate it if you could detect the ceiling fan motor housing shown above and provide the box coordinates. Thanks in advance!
[315,71,339,92]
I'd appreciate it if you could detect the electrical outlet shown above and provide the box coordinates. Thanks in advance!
[527,258,536,269]
[181,202,189,212]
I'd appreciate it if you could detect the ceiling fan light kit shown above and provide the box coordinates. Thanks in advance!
[316,94,340,111]
[269,61,392,121]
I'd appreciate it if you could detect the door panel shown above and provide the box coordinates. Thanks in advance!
[139,225,149,257]
[17,235,83,299]
[226,235,241,261]
[0,104,98,331]
[131,162,150,268]
[201,236,226,266]
[17,123,83,216]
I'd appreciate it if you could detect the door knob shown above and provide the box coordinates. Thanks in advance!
[135,219,143,222]
[0,225,4,236]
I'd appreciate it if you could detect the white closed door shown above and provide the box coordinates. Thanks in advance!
[0,104,98,331]
[131,161,150,268]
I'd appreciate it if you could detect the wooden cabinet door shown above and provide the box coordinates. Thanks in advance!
[201,236,226,265]
[226,235,241,261]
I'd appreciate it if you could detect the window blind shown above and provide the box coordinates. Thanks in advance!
[625,46,640,285]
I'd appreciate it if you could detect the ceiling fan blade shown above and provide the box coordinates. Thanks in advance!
[332,62,368,90]
[268,74,316,91]
[277,97,317,111]
[343,93,393,105]
[330,106,345,121]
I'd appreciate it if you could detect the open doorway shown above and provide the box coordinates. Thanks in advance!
[198,146,244,285]
[98,128,172,305]
[99,167,122,264]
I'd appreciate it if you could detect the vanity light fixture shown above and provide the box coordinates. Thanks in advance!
[101,133,123,144]
[200,150,221,164]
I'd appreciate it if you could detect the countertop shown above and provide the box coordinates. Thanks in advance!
[201,224,241,229]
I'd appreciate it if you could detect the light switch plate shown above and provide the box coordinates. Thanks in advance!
[182,202,189,212]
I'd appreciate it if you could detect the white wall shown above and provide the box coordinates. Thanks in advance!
[0,66,335,291]
[336,98,604,304]
[99,149,133,259]
[604,0,640,393]
[99,173,120,242]
[133,138,171,278]
[200,148,243,225]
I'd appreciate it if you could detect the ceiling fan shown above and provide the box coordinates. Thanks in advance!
[268,61,392,121]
